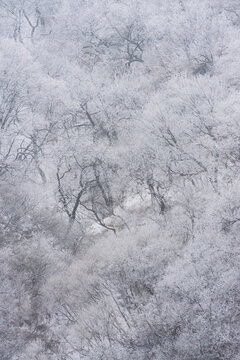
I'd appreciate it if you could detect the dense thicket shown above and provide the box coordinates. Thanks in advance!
[0,1,240,359]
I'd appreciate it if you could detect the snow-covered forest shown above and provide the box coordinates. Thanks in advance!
[0,0,240,359]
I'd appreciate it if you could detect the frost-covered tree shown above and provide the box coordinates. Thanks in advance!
[1,0,240,359]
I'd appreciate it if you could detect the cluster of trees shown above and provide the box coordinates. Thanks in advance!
[1,0,240,359]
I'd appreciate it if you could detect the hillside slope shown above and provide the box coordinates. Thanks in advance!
[0,0,240,359]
